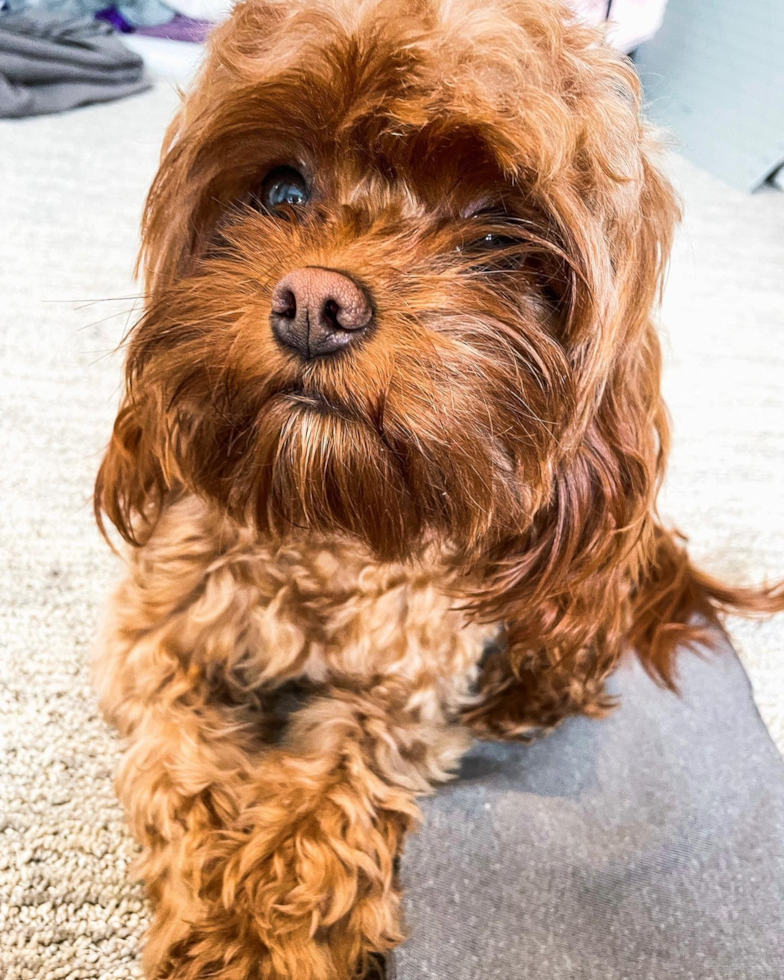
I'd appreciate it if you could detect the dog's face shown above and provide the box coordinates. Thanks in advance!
[103,0,677,563]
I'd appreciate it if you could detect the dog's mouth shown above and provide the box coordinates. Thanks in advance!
[270,386,365,432]
[272,382,379,430]
[279,385,346,416]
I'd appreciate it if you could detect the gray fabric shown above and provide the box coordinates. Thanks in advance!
[6,0,175,27]
[5,0,176,29]
[0,13,149,118]
[390,635,784,979]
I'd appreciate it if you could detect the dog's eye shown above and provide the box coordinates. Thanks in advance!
[257,166,310,211]
[457,230,522,268]
[473,232,517,251]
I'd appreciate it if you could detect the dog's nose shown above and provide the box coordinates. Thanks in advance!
[270,268,372,358]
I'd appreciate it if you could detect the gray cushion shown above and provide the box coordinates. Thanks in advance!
[390,633,784,979]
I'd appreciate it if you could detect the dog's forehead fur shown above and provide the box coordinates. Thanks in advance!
[217,0,557,111]
[188,0,641,201]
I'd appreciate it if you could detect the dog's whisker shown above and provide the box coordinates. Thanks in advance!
[77,306,144,332]
[42,294,145,307]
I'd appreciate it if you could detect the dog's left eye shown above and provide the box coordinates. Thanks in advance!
[257,166,310,211]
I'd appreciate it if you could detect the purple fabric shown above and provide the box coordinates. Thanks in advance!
[95,7,134,33]
[136,14,211,42]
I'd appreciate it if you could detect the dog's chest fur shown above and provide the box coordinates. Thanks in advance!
[117,495,494,724]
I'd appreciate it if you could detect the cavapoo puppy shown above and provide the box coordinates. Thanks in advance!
[93,0,783,977]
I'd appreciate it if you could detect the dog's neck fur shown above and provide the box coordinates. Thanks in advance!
[112,493,496,705]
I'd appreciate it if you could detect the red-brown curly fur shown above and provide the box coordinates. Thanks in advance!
[94,1,784,977]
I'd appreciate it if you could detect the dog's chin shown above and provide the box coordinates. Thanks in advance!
[208,387,509,561]
[211,389,403,557]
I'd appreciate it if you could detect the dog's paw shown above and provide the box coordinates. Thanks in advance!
[158,919,387,980]
[153,806,402,980]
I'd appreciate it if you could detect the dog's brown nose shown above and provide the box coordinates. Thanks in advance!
[270,268,372,358]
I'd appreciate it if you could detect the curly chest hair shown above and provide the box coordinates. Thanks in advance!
[93,1,783,977]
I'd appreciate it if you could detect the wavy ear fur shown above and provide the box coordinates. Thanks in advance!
[96,2,290,545]
[94,398,168,548]
[463,67,784,738]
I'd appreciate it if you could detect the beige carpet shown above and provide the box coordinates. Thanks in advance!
[0,84,782,979]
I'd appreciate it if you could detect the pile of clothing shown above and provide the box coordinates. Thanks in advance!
[0,0,228,118]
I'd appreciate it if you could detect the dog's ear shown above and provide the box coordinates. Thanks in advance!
[101,1,292,543]
[464,45,685,736]
[463,315,674,737]
[95,397,168,548]
[465,106,784,738]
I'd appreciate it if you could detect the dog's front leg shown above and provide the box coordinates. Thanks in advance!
[93,498,289,977]
[160,685,470,980]
[95,597,273,978]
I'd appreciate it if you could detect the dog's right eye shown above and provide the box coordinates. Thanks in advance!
[256,166,310,212]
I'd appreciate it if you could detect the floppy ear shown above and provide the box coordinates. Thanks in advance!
[97,1,291,544]
[95,397,169,547]
[462,311,675,736]
[464,125,783,738]
[463,43,684,736]
[94,85,190,544]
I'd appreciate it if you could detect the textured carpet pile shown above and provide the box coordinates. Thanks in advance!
[1,86,783,979]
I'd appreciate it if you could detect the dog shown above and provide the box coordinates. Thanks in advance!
[93,1,784,977]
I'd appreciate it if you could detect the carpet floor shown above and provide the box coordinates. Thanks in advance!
[1,84,782,979]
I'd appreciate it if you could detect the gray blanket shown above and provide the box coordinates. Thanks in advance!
[0,13,149,118]
[390,633,784,979]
